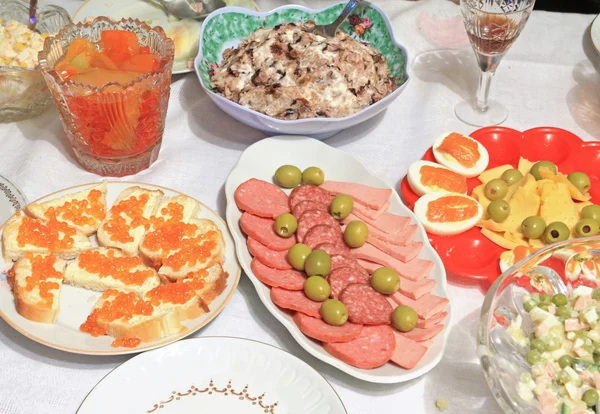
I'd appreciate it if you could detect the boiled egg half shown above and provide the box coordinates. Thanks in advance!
[499,246,536,273]
[408,160,468,196]
[414,192,483,236]
[432,132,489,178]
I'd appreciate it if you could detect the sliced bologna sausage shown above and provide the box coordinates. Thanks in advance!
[235,178,289,219]
[293,312,362,343]
[328,267,370,299]
[314,242,350,257]
[247,238,292,270]
[289,185,333,210]
[270,287,322,319]
[331,255,369,277]
[240,212,296,251]
[303,225,343,250]
[292,200,328,220]
[251,259,305,291]
[323,325,395,369]
[297,210,340,243]
[340,283,393,325]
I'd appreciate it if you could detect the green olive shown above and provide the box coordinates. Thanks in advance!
[274,213,297,238]
[530,161,557,180]
[557,306,571,320]
[344,220,369,248]
[552,293,568,307]
[304,276,331,302]
[330,194,354,220]
[501,168,524,186]
[521,216,547,239]
[370,267,400,295]
[543,221,570,245]
[583,389,599,407]
[487,199,511,223]
[575,218,600,238]
[287,243,312,271]
[320,299,348,326]
[484,179,509,201]
[304,249,331,277]
[530,338,547,353]
[558,354,574,369]
[392,305,418,332]
[582,205,600,224]
[568,172,591,194]
[526,349,541,365]
[302,167,325,186]
[274,165,302,188]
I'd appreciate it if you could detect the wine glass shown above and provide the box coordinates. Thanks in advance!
[455,0,536,127]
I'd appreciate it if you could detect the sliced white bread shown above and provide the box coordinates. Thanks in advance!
[64,247,160,297]
[157,218,225,282]
[144,282,208,322]
[88,289,183,343]
[24,181,108,236]
[12,253,67,324]
[97,186,164,256]
[181,263,227,306]
[139,195,202,268]
[2,211,91,262]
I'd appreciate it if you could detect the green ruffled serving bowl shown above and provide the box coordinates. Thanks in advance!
[194,1,409,140]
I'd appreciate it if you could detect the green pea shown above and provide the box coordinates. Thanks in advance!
[583,389,599,407]
[526,350,541,365]
[523,301,536,312]
[557,306,571,320]
[594,289,600,300]
[594,353,600,364]
[540,294,552,305]
[531,293,541,304]
[552,293,568,307]
[547,337,562,351]
[538,303,549,311]
[558,355,574,369]
[531,338,547,353]
[558,370,572,384]
[575,330,588,340]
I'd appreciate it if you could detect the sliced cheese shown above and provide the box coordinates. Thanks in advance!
[477,164,512,185]
[538,181,579,236]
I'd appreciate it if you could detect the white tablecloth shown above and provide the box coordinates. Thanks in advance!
[1,1,598,413]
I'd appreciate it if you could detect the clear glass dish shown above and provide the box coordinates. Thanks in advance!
[478,236,600,413]
[0,0,71,122]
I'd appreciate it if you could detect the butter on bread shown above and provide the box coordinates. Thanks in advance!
[181,263,227,306]
[97,186,164,256]
[144,282,208,322]
[25,181,108,236]
[2,212,91,262]
[12,253,66,324]
[64,247,160,297]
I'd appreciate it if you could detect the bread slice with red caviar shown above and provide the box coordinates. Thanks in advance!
[97,186,164,256]
[64,247,160,297]
[82,289,184,343]
[157,218,225,282]
[181,263,228,306]
[2,212,91,262]
[138,195,202,268]
[11,253,67,324]
[25,181,108,236]
[145,282,208,321]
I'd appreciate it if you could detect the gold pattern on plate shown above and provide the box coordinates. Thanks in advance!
[147,380,279,413]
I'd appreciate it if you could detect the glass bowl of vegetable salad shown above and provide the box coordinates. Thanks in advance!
[478,236,600,414]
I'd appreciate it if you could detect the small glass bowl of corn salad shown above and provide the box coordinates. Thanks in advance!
[0,0,71,122]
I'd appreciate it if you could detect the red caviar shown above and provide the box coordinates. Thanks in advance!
[103,194,150,243]
[162,231,218,271]
[143,202,198,254]
[44,189,105,227]
[146,282,195,306]
[112,336,141,348]
[17,215,77,251]
[182,269,208,291]
[23,254,63,305]
[78,249,154,285]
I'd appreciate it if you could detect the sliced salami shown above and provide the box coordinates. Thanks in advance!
[240,212,296,251]
[289,185,332,210]
[293,312,362,343]
[292,200,328,219]
[314,242,350,257]
[251,259,305,290]
[235,178,289,219]
[270,287,322,319]
[323,325,395,369]
[340,283,393,325]
[328,267,370,299]
[297,210,339,243]
[330,255,369,276]
[303,225,343,250]
[247,238,292,270]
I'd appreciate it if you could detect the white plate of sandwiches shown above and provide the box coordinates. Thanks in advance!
[77,336,347,414]
[0,181,240,355]
[225,136,452,384]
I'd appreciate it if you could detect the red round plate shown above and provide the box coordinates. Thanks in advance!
[399,127,600,284]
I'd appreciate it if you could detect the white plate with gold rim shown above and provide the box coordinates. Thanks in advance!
[0,181,241,355]
[73,0,258,75]
[225,136,452,384]
[0,174,27,227]
[77,336,347,414]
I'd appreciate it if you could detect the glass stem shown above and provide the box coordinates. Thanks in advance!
[476,71,495,112]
